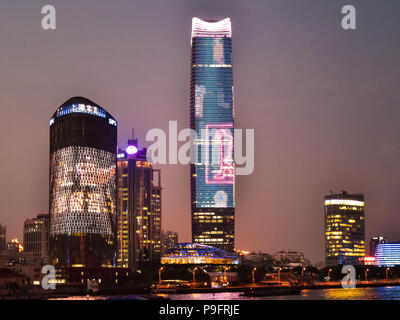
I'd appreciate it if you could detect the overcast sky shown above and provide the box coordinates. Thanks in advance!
[0,0,399,263]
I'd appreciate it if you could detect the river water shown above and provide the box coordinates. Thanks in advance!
[54,286,400,300]
[166,286,400,300]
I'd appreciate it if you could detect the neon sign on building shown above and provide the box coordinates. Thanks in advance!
[191,17,235,209]
[190,17,235,251]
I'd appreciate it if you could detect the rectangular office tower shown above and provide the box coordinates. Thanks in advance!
[190,17,235,252]
[0,224,5,251]
[324,191,366,266]
[116,139,162,270]
[23,213,49,259]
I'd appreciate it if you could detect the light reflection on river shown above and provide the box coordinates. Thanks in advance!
[53,286,400,300]
[166,286,400,300]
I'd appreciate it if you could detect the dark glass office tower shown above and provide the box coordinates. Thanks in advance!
[49,97,117,268]
[190,18,235,252]
[324,191,366,266]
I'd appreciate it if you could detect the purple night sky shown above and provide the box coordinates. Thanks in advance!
[0,0,400,263]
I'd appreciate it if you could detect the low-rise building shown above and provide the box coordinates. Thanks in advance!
[274,250,305,267]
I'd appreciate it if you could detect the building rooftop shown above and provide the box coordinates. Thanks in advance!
[51,96,116,124]
[191,17,232,39]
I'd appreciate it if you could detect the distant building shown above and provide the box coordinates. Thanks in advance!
[0,269,28,289]
[273,250,305,266]
[0,224,5,251]
[161,243,239,265]
[7,239,23,255]
[375,242,400,267]
[324,191,365,266]
[240,252,273,266]
[162,231,179,254]
[116,138,162,269]
[23,213,49,259]
[208,271,238,284]
[370,236,388,257]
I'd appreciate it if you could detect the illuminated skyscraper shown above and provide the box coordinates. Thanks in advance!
[190,17,235,252]
[0,224,5,251]
[23,213,49,259]
[49,97,118,268]
[324,191,365,266]
[116,138,162,269]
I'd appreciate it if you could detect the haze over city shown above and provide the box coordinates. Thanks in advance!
[1,0,400,263]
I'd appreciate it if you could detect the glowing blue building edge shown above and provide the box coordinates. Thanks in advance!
[161,242,239,265]
[56,103,107,118]
[50,98,117,127]
[375,243,400,267]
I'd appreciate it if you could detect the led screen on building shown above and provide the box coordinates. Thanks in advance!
[191,20,235,209]
[50,146,116,235]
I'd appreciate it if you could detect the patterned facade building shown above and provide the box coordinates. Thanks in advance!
[49,96,118,268]
[190,17,235,251]
[116,139,162,269]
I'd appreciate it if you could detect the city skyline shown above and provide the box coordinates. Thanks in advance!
[1,0,400,264]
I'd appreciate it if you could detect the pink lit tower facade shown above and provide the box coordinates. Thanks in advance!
[190,18,235,252]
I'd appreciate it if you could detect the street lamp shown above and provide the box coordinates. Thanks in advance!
[278,267,282,285]
[386,267,390,281]
[158,267,164,285]
[345,268,352,284]
[328,268,332,281]
[193,267,198,283]
[302,267,306,277]
[365,268,369,281]
[252,267,257,284]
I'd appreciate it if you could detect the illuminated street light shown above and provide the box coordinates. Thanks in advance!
[158,267,164,285]
[278,267,282,285]
[302,267,306,277]
[252,267,257,284]
[386,267,390,281]
[193,267,198,283]
[365,268,369,281]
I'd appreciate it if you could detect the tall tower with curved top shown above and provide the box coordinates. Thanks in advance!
[49,96,118,268]
[190,18,235,252]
